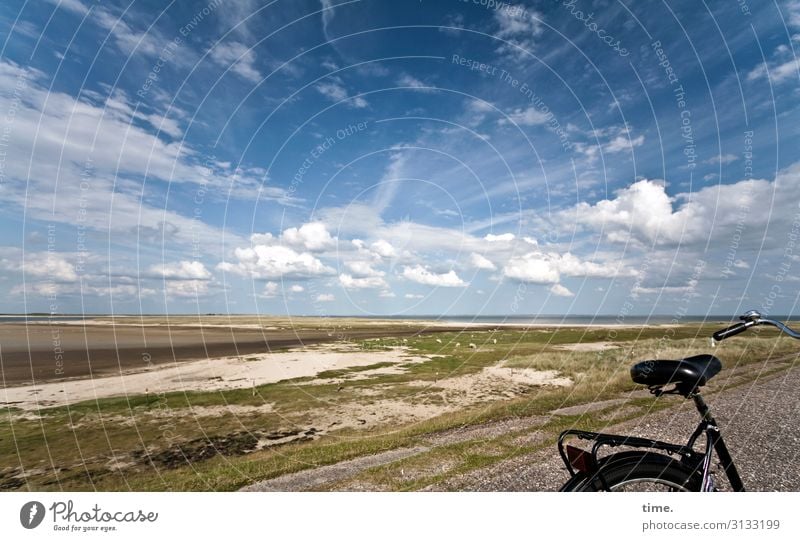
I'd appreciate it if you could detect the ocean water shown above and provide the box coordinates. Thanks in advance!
[345,314,800,325]
[1,314,798,325]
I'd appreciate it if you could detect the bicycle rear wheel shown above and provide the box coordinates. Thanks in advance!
[560,451,703,492]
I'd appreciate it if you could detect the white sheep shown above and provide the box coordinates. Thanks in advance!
[492,338,497,344]
[469,343,477,349]
[435,338,442,344]
[455,342,461,347]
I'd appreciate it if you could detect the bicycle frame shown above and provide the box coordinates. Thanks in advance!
[558,392,745,491]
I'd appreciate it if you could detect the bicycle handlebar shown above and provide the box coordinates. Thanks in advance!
[712,310,800,342]
[712,321,751,341]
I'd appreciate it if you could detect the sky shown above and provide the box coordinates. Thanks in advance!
[0,0,799,317]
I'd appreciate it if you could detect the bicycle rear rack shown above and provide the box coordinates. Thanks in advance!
[557,429,702,477]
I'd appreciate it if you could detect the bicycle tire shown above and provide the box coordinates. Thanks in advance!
[560,451,704,492]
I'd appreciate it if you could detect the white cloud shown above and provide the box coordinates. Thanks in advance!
[46,2,181,59]
[149,260,211,280]
[505,106,549,126]
[379,290,396,298]
[397,74,433,91]
[556,253,634,278]
[402,265,467,287]
[281,222,337,251]
[503,250,633,284]
[494,4,543,55]
[165,280,209,298]
[747,57,800,84]
[503,254,560,284]
[469,253,497,270]
[219,245,335,279]
[404,293,424,299]
[704,153,739,165]
[14,253,79,282]
[485,233,515,242]
[550,284,575,297]
[45,0,89,15]
[259,281,303,298]
[209,41,262,82]
[339,273,388,289]
[0,60,263,256]
[316,293,335,302]
[317,77,368,108]
[604,134,645,154]
[370,239,396,257]
[262,281,279,298]
[346,260,384,277]
[565,174,798,247]
[569,180,687,244]
[788,0,800,28]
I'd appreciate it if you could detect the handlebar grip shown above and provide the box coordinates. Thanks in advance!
[713,322,749,341]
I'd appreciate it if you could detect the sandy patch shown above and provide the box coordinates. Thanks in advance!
[0,344,431,410]
[431,365,572,398]
[285,363,572,437]
[553,341,620,352]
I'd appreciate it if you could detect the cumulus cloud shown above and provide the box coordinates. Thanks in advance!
[13,253,79,282]
[316,293,335,302]
[339,273,388,289]
[370,239,396,257]
[346,260,384,277]
[469,253,497,270]
[219,245,335,279]
[281,222,337,251]
[550,284,575,297]
[565,174,796,247]
[503,251,628,284]
[402,265,467,287]
[149,260,211,280]
[503,254,560,284]
[604,134,645,154]
[262,281,279,298]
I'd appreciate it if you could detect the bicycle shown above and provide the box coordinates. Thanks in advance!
[557,310,800,491]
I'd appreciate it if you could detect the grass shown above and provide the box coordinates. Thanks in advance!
[1,324,797,491]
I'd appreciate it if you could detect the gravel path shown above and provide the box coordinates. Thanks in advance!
[431,364,800,491]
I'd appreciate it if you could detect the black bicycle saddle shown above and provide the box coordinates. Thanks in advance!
[630,354,722,392]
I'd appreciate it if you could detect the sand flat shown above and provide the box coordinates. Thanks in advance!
[1,345,431,410]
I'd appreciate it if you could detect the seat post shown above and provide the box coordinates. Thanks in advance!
[692,393,716,424]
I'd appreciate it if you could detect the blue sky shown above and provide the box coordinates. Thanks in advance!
[0,0,799,316]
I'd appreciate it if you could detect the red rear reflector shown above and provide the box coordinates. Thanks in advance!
[566,445,595,473]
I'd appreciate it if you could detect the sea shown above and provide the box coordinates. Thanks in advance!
[2,314,798,325]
